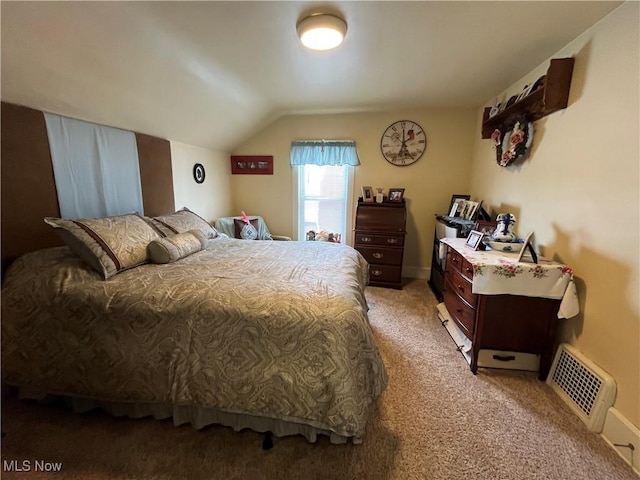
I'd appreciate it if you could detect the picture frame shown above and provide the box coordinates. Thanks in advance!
[459,201,470,219]
[230,155,273,175]
[504,94,519,111]
[516,83,532,103]
[448,194,470,216]
[388,188,405,203]
[476,204,492,221]
[361,186,374,202]
[464,200,479,220]
[449,200,462,217]
[517,231,538,264]
[530,75,546,94]
[473,220,498,236]
[465,230,484,251]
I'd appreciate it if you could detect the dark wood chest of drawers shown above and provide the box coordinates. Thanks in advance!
[354,200,406,289]
[443,246,560,379]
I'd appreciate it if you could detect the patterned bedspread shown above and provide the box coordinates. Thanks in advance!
[1,238,387,441]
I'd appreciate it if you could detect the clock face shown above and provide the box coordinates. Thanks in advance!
[380,120,427,166]
[193,163,206,184]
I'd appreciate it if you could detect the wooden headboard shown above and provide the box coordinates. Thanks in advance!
[1,102,175,272]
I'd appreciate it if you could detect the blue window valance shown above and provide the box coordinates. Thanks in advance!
[290,140,360,166]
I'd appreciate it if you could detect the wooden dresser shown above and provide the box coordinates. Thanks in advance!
[354,200,406,289]
[428,215,474,301]
[442,240,568,380]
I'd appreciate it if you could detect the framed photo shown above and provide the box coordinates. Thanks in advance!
[516,83,532,103]
[465,230,484,251]
[473,220,498,236]
[517,231,538,263]
[464,201,479,220]
[361,186,374,202]
[459,201,470,218]
[449,200,462,217]
[504,94,519,110]
[230,155,273,175]
[489,103,502,118]
[448,194,470,216]
[476,204,492,221]
[388,188,405,203]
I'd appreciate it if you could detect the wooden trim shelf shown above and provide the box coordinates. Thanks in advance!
[481,57,575,139]
[357,198,406,207]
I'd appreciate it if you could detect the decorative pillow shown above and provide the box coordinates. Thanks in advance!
[148,230,207,264]
[152,207,218,239]
[44,213,163,279]
[234,218,260,240]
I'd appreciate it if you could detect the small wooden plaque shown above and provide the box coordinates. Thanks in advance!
[231,155,273,175]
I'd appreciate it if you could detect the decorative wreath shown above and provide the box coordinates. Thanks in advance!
[491,115,534,167]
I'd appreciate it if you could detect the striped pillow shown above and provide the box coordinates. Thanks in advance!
[151,207,218,239]
[45,213,163,279]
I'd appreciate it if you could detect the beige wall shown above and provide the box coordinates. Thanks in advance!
[170,141,232,223]
[470,3,639,427]
[231,109,477,276]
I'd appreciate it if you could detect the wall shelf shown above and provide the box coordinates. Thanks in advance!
[481,57,575,139]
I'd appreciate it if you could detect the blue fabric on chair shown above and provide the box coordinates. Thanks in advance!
[214,216,291,241]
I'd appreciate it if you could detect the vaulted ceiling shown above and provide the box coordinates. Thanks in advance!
[1,1,622,151]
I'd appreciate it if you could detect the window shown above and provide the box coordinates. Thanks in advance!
[290,140,360,244]
[297,164,352,242]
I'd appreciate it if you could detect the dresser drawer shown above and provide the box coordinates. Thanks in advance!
[357,246,403,266]
[354,205,406,233]
[368,265,401,284]
[443,280,476,339]
[355,232,404,247]
[477,349,540,372]
[447,248,473,279]
[448,268,477,307]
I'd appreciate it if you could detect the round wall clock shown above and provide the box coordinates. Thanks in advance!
[193,163,205,184]
[380,120,427,166]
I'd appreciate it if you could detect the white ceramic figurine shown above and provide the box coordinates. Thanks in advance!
[491,213,518,243]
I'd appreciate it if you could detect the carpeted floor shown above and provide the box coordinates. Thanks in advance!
[1,278,637,479]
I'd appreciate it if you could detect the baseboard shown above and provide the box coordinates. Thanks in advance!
[403,266,430,279]
[601,407,640,474]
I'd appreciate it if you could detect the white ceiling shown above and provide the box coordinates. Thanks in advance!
[1,1,622,151]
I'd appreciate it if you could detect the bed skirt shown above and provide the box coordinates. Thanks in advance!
[12,386,356,444]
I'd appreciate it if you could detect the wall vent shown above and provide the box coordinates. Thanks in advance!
[547,343,616,432]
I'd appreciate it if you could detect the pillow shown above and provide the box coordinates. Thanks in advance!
[44,213,163,279]
[152,207,218,239]
[148,230,207,264]
[234,218,260,240]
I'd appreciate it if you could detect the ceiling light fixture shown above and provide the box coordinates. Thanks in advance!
[297,13,347,51]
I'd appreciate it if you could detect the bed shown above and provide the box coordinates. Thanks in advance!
[1,210,388,444]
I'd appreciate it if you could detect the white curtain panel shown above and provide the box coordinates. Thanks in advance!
[44,113,144,219]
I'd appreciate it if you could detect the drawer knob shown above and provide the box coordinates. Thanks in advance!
[456,308,463,314]
[465,267,472,274]
[371,269,383,276]
[457,285,464,291]
[361,237,372,243]
[373,252,384,259]
[386,238,398,244]
[452,258,458,263]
